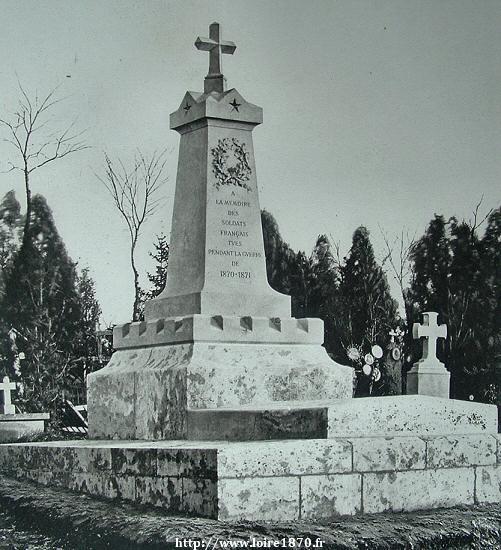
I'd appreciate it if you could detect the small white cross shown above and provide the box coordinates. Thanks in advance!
[413,312,447,363]
[0,376,16,415]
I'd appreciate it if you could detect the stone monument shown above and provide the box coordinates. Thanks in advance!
[86,21,353,441]
[0,23,498,521]
[407,311,450,398]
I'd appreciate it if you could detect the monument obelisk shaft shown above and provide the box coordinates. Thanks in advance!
[145,22,290,320]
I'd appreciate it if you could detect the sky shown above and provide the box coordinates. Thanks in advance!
[1,0,500,325]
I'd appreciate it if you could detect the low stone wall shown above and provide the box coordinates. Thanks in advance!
[0,435,499,520]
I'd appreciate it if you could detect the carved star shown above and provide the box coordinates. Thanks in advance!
[229,98,241,112]
[183,101,192,113]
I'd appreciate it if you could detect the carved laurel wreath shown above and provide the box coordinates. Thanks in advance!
[211,138,252,191]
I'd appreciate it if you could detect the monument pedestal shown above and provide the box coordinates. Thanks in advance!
[87,314,353,440]
[406,363,451,398]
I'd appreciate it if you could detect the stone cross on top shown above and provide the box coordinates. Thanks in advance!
[195,22,236,94]
[413,311,447,366]
[0,376,16,415]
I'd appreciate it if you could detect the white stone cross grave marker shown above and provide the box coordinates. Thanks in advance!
[0,376,16,414]
[412,311,447,366]
[407,311,450,398]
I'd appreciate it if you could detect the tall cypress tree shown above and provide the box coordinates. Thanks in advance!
[0,191,23,375]
[2,195,83,414]
[480,208,501,410]
[260,209,316,319]
[261,209,295,296]
[408,215,451,315]
[0,191,22,298]
[334,226,399,395]
[307,235,339,353]
[337,227,398,348]
[408,210,500,404]
[139,233,170,318]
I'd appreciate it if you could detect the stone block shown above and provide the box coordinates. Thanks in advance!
[182,478,217,518]
[157,448,217,479]
[23,445,111,473]
[328,396,498,437]
[363,468,474,513]
[68,473,109,498]
[0,445,22,471]
[301,474,362,518]
[218,439,352,478]
[73,446,112,472]
[406,365,450,399]
[0,416,47,442]
[218,477,299,520]
[351,436,426,472]
[87,368,136,439]
[109,475,136,501]
[426,435,497,468]
[186,406,328,440]
[135,476,182,510]
[134,366,188,440]
[18,468,60,486]
[111,448,157,476]
[475,465,501,504]
[186,344,352,409]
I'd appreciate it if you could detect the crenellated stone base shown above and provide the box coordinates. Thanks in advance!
[112,315,324,349]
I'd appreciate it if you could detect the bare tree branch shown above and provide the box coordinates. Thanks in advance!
[97,149,168,321]
[0,82,89,246]
[379,225,416,325]
[467,195,493,238]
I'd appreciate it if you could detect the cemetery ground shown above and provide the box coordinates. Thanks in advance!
[0,474,498,549]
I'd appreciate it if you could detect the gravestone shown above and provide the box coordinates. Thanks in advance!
[0,376,16,414]
[87,22,353,440]
[0,376,49,441]
[407,311,450,398]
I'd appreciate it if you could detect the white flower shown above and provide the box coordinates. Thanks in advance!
[364,353,374,365]
[371,345,383,359]
[347,347,360,361]
[362,364,372,376]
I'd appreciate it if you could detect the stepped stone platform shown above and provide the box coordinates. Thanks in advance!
[0,396,498,519]
[0,429,499,520]
[184,396,498,441]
